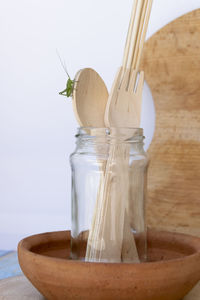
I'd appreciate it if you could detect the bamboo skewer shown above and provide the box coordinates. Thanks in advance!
[121,0,153,261]
[131,0,149,70]
[85,0,153,263]
[134,0,153,72]
[86,140,129,262]
[86,0,141,259]
[122,0,139,76]
[126,0,144,70]
[131,0,153,121]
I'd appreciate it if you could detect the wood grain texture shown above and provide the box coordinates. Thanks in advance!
[141,9,200,237]
[73,68,108,127]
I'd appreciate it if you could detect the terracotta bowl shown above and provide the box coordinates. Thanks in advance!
[18,230,200,300]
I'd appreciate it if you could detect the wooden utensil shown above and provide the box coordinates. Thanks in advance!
[71,66,140,262]
[86,0,145,262]
[105,67,144,127]
[86,129,140,263]
[140,9,200,237]
[71,67,140,262]
[105,0,153,128]
[86,0,153,263]
[73,68,108,127]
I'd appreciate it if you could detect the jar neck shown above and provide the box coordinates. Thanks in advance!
[75,127,145,147]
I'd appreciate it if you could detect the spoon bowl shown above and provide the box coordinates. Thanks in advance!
[73,68,108,127]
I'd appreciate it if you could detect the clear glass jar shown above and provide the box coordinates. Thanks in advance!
[70,127,149,263]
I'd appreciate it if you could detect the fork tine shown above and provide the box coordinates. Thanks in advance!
[120,68,131,91]
[128,70,137,92]
[135,71,144,95]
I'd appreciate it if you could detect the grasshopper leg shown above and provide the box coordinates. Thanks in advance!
[59,88,68,96]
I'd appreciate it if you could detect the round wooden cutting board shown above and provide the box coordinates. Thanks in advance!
[141,9,200,237]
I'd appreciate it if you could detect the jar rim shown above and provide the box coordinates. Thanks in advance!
[76,127,144,140]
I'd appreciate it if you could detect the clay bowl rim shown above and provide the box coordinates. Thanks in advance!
[18,230,200,268]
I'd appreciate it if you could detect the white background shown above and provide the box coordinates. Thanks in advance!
[0,0,199,250]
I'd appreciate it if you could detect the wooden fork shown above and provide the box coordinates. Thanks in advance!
[103,68,144,262]
[104,67,144,128]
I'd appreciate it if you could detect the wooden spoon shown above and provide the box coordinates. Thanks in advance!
[73,68,108,127]
[72,67,109,260]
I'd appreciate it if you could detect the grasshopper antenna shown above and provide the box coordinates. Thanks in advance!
[56,49,70,78]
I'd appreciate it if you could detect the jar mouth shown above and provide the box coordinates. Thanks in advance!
[76,127,144,141]
[79,127,143,134]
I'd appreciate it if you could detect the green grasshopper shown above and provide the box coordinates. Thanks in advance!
[59,73,75,98]
[57,51,75,98]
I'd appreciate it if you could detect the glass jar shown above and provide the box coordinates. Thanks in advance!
[70,127,149,263]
